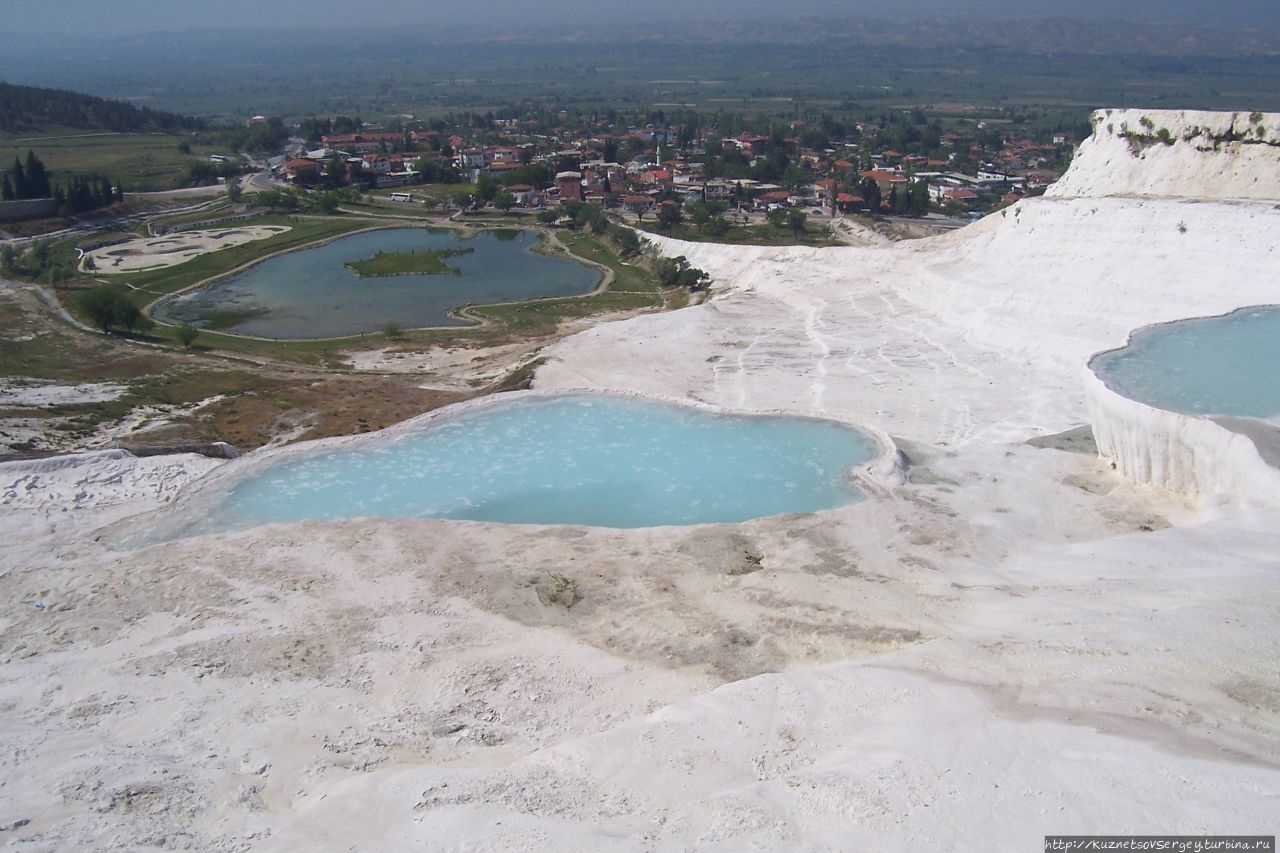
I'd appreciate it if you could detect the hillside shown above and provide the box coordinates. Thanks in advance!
[1048,107,1280,200]
[0,81,203,136]
[0,83,233,196]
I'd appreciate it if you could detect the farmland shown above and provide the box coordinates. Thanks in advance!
[0,128,236,192]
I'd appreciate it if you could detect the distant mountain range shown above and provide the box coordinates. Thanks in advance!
[0,16,1276,123]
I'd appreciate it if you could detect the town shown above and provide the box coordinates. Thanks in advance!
[268,106,1077,227]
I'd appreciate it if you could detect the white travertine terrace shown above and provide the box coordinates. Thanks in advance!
[2,109,1279,849]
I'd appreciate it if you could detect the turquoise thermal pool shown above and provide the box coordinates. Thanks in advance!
[154,227,600,338]
[1091,306,1280,420]
[168,394,882,534]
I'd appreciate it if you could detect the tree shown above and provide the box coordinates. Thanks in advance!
[175,323,200,348]
[323,154,346,189]
[30,240,52,268]
[781,163,808,192]
[859,176,882,213]
[572,203,607,233]
[608,223,641,256]
[536,209,559,226]
[653,255,685,287]
[493,189,516,212]
[476,173,499,203]
[78,286,148,335]
[705,215,730,238]
[1,174,12,201]
[653,255,711,292]
[25,150,51,198]
[412,157,463,184]
[766,207,787,230]
[314,191,339,214]
[786,209,807,238]
[909,178,930,216]
[560,199,584,222]
[656,202,682,233]
[9,157,26,199]
[226,180,243,203]
[687,200,723,233]
[261,187,297,211]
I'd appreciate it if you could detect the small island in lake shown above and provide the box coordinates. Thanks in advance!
[345,247,475,277]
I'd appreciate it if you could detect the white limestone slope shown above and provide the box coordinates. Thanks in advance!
[1050,108,1280,201]
[544,192,1280,454]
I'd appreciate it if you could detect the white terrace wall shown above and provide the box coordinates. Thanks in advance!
[1084,367,1280,504]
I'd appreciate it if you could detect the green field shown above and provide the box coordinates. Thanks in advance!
[345,248,474,277]
[634,218,841,247]
[366,183,477,201]
[462,229,681,337]
[0,128,235,192]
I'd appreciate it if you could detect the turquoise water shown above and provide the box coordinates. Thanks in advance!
[1092,306,1280,420]
[175,394,880,533]
[155,227,599,338]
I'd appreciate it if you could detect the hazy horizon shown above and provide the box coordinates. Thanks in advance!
[9,0,1280,34]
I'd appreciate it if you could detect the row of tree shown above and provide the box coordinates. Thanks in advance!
[547,200,708,291]
[2,150,123,216]
[3,151,52,200]
[58,175,124,214]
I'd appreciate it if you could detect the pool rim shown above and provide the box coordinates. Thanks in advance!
[1086,301,1280,422]
[144,223,609,342]
[115,388,902,541]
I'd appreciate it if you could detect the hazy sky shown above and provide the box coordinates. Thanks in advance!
[7,0,1280,32]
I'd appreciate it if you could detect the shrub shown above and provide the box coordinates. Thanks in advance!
[78,285,150,335]
[652,255,711,291]
[176,323,200,348]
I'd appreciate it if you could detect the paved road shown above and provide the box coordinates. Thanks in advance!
[246,171,282,191]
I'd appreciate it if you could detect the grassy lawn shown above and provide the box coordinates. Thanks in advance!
[338,199,444,220]
[345,248,473,277]
[635,218,841,247]
[0,127,238,192]
[462,229,679,337]
[364,183,477,205]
